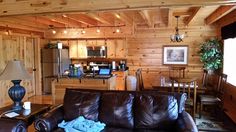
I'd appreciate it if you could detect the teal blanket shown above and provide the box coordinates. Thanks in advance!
[58,116,106,132]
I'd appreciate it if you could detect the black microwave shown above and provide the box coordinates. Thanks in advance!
[87,46,107,58]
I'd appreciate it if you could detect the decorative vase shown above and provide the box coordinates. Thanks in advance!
[207,69,214,75]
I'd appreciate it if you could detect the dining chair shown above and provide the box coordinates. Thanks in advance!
[135,68,144,91]
[170,77,198,120]
[169,66,186,78]
[198,73,227,118]
[202,70,208,89]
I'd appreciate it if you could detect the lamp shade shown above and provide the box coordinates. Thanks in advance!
[0,60,31,80]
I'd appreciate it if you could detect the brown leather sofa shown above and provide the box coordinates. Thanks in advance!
[0,118,27,132]
[35,88,198,132]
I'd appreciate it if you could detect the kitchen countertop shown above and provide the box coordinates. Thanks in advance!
[59,73,116,79]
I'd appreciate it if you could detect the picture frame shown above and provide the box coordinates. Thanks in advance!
[163,45,188,65]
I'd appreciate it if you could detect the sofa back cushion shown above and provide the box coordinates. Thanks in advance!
[63,89,100,121]
[99,92,134,129]
[134,94,178,130]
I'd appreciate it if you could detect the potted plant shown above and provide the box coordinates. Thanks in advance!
[199,38,223,74]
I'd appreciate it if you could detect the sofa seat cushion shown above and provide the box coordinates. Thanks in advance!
[99,92,134,129]
[101,127,133,132]
[63,89,100,121]
[135,94,178,130]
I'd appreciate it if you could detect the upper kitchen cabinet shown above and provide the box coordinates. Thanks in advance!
[69,40,87,59]
[107,39,126,58]
[69,39,126,59]
[87,40,106,46]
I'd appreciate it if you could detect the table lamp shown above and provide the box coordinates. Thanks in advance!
[0,60,31,110]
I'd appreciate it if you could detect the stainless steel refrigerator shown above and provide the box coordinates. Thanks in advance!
[41,49,71,94]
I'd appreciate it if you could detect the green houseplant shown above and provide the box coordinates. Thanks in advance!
[199,39,223,73]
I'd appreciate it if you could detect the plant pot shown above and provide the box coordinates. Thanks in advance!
[207,69,214,75]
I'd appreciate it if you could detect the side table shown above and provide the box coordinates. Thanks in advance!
[0,103,51,126]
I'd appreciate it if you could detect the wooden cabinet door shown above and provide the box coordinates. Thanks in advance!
[69,40,87,58]
[112,71,128,90]
[69,41,78,58]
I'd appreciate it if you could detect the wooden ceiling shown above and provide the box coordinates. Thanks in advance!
[0,0,235,35]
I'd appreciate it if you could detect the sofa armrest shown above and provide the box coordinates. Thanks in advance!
[34,104,64,132]
[176,111,198,132]
[0,118,27,132]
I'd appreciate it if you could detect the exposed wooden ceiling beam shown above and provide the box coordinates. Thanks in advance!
[43,15,82,27]
[0,18,47,30]
[60,0,67,5]
[205,5,235,25]
[65,14,98,26]
[86,13,113,25]
[173,12,192,17]
[184,7,201,26]
[4,17,48,29]
[0,21,45,32]
[113,12,133,26]
[139,10,152,27]
[216,9,236,27]
[0,0,234,17]
[22,16,65,27]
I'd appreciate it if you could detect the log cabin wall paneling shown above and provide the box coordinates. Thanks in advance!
[126,26,217,88]
[0,33,41,108]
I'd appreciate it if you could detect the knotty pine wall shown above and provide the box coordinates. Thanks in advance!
[0,33,41,108]
[126,26,217,88]
[45,25,217,89]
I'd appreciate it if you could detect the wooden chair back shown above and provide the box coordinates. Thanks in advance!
[202,70,208,88]
[169,66,186,78]
[135,68,144,91]
[216,73,227,102]
[170,77,198,119]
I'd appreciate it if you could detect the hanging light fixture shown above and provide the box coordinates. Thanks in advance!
[170,16,184,42]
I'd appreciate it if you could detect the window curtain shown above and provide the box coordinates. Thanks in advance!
[221,22,236,40]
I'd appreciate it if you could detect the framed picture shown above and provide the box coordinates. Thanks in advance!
[163,45,188,65]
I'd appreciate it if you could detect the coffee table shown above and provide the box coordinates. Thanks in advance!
[0,103,51,126]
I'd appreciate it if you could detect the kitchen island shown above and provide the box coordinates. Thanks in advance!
[51,75,116,104]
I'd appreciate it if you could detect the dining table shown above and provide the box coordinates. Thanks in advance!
[152,76,206,94]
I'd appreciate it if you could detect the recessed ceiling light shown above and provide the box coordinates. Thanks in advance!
[63,30,68,34]
[96,28,100,33]
[52,30,56,34]
[116,28,120,33]
[115,14,121,19]
[81,29,86,34]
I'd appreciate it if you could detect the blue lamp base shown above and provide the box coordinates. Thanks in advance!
[8,80,26,110]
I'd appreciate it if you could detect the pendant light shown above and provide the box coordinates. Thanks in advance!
[170,16,184,42]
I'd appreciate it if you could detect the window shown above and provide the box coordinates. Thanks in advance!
[223,38,236,86]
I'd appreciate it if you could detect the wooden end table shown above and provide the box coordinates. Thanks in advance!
[0,103,51,126]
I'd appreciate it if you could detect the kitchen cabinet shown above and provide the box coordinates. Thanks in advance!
[112,70,128,90]
[107,39,126,58]
[69,40,87,58]
[69,39,126,59]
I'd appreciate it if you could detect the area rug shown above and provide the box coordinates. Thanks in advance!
[196,117,229,131]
